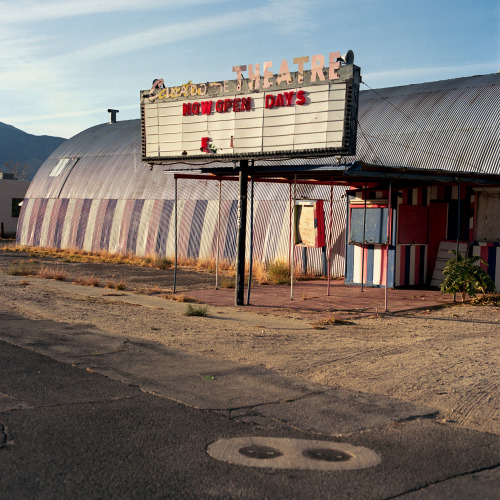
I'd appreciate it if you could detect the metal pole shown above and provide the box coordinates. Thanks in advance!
[235,160,248,306]
[384,181,392,312]
[327,180,333,296]
[246,170,255,305]
[290,175,297,300]
[454,180,461,302]
[174,176,178,294]
[456,180,461,257]
[215,179,221,289]
[289,183,292,268]
[361,182,367,292]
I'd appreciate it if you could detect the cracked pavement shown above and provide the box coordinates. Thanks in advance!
[0,308,500,498]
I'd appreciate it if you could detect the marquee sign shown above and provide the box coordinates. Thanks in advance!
[140,51,360,162]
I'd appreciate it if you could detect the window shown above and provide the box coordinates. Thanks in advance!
[12,198,23,218]
[349,207,389,244]
[49,158,72,177]
[476,192,500,242]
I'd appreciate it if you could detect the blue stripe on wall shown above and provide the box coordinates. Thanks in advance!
[76,199,92,248]
[53,199,69,247]
[155,200,173,256]
[100,199,117,249]
[187,200,207,258]
[223,200,238,261]
[32,199,48,247]
[419,245,426,284]
[488,245,497,282]
[126,199,145,252]
[404,245,411,286]
[366,245,374,284]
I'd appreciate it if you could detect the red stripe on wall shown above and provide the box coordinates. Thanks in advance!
[480,245,490,271]
[381,245,387,286]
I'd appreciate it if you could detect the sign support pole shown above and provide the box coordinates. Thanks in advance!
[235,160,249,306]
[174,176,178,294]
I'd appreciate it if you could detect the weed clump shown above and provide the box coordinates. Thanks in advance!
[105,280,127,290]
[7,260,39,276]
[184,304,209,317]
[267,260,291,285]
[38,266,67,281]
[75,276,100,287]
[160,293,198,303]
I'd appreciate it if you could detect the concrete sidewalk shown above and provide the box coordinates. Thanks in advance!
[188,279,455,319]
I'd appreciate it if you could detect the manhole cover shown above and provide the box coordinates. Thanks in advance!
[207,437,381,470]
[239,445,283,459]
[302,448,351,462]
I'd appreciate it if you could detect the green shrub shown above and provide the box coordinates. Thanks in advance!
[184,304,209,317]
[267,260,291,285]
[440,250,495,302]
[220,276,235,288]
[7,261,39,276]
[153,257,172,269]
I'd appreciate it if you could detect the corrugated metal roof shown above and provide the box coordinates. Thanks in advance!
[27,73,499,200]
[347,73,500,174]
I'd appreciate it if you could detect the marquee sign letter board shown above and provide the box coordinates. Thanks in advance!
[140,59,360,161]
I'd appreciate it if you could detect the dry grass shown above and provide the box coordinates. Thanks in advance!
[105,280,127,291]
[37,266,67,281]
[160,292,198,303]
[311,316,355,329]
[74,276,100,287]
[0,245,173,269]
[252,261,269,285]
[1,245,312,284]
[137,286,172,295]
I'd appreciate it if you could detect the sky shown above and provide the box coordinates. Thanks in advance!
[1,0,498,139]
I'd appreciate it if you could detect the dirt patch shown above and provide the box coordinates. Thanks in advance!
[0,246,499,436]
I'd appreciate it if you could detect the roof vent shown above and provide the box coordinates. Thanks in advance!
[107,109,119,124]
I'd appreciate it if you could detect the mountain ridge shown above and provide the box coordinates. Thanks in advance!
[0,122,66,180]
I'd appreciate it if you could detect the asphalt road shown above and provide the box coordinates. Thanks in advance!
[1,328,500,499]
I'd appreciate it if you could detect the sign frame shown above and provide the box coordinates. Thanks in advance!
[140,63,360,163]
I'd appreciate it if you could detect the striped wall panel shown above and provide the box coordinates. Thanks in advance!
[471,242,500,291]
[17,188,347,277]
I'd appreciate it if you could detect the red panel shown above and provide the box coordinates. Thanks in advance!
[398,205,429,244]
[427,203,448,282]
[314,200,326,247]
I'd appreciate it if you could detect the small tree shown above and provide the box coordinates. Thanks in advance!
[2,161,31,180]
[440,250,495,302]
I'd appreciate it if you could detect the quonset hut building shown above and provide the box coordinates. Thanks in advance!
[16,73,500,289]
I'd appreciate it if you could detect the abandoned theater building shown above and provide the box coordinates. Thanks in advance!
[16,72,500,290]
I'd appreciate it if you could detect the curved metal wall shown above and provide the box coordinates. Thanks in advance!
[19,120,347,275]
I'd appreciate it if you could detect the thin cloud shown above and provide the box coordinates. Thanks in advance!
[53,6,270,65]
[363,62,499,87]
[1,0,229,24]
